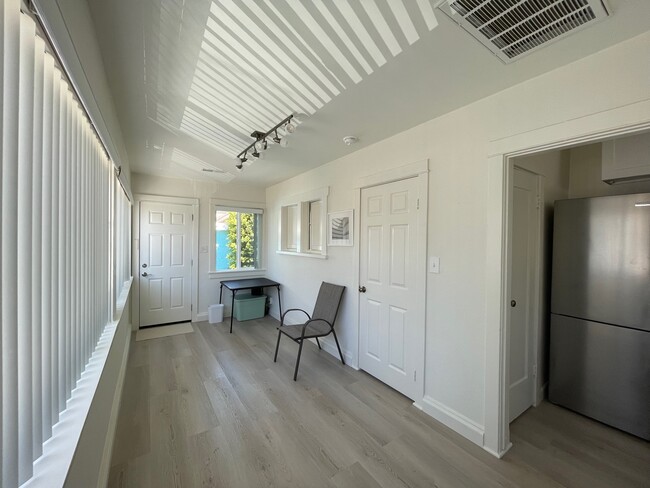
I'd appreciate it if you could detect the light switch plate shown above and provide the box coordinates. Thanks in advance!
[429,256,440,274]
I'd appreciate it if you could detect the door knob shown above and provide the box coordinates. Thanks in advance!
[359,286,366,293]
[142,263,147,268]
[142,272,148,277]
[511,300,516,307]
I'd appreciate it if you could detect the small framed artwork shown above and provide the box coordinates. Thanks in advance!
[327,210,353,247]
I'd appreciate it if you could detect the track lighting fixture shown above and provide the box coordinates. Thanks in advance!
[235,114,296,171]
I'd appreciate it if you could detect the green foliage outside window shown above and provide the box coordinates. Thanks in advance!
[225,212,258,269]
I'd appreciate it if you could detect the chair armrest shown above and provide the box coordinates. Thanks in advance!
[280,308,311,326]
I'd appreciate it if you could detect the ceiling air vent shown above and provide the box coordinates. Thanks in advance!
[437,0,609,63]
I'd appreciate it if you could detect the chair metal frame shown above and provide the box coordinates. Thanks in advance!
[273,283,345,380]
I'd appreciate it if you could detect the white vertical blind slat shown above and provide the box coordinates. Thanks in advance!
[51,69,61,426]
[41,52,55,443]
[57,81,68,414]
[2,0,20,485]
[17,15,36,484]
[31,35,45,461]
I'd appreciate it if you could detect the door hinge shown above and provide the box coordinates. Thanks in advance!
[191,304,193,311]
[536,197,541,210]
[416,198,420,210]
[413,370,417,382]
[532,364,537,378]
[191,259,193,266]
[192,214,194,221]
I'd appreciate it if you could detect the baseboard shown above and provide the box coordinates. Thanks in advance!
[483,441,512,459]
[195,312,208,321]
[96,324,131,488]
[421,396,485,446]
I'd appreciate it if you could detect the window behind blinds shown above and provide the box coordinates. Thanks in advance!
[1,4,132,487]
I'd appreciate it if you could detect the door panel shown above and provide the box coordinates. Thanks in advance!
[359,177,421,400]
[140,201,193,326]
[509,168,539,422]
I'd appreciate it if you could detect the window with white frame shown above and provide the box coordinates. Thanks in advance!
[213,204,263,271]
[279,187,328,257]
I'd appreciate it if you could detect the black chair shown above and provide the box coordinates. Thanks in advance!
[273,282,345,380]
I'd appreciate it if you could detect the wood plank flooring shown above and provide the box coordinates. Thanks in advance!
[108,317,650,488]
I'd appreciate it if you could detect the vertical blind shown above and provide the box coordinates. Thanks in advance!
[1,4,132,487]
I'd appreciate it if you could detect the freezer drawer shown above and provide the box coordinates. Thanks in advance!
[550,193,650,332]
[549,314,650,440]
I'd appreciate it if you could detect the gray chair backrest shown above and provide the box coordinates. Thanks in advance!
[312,282,345,327]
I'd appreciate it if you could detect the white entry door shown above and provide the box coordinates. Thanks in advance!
[359,177,422,400]
[508,168,540,421]
[139,201,193,327]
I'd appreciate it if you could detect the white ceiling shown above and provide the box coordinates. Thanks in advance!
[87,0,650,186]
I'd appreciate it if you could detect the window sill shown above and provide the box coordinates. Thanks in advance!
[209,269,267,279]
[276,250,328,259]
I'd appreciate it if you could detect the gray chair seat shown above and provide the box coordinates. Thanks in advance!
[278,320,331,340]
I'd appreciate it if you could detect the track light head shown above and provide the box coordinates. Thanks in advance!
[252,149,260,158]
[272,130,281,144]
[285,121,296,134]
[235,161,243,170]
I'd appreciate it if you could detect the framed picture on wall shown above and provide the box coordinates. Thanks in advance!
[327,210,353,247]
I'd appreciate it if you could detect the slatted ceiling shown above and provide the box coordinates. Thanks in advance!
[221,0,336,103]
[144,1,439,162]
[439,0,608,62]
[361,0,403,57]
[417,0,440,30]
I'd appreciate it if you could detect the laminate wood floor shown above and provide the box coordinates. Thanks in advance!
[108,317,650,488]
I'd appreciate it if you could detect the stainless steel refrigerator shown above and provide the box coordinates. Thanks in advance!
[549,192,650,440]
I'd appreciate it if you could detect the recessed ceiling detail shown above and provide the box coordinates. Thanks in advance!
[170,147,235,182]
[437,0,609,63]
[145,0,440,160]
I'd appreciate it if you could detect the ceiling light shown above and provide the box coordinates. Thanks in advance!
[279,138,289,148]
[236,114,296,171]
[343,135,358,146]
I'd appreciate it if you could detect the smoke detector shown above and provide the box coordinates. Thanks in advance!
[437,0,610,63]
[343,136,359,146]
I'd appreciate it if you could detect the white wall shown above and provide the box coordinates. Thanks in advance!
[514,151,570,400]
[130,173,267,323]
[265,32,650,449]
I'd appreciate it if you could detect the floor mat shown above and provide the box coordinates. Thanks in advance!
[136,322,194,341]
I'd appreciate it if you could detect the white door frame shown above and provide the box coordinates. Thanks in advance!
[353,159,429,401]
[484,101,650,458]
[132,194,199,330]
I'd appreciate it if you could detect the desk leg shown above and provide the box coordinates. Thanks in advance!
[276,285,282,319]
[219,283,223,304]
[230,290,236,333]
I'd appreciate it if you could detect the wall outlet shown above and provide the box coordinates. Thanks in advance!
[429,256,440,274]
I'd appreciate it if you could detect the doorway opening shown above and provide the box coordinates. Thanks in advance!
[505,134,650,430]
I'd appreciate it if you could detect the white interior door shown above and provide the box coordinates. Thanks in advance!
[359,177,422,400]
[509,167,540,422]
[139,201,193,327]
